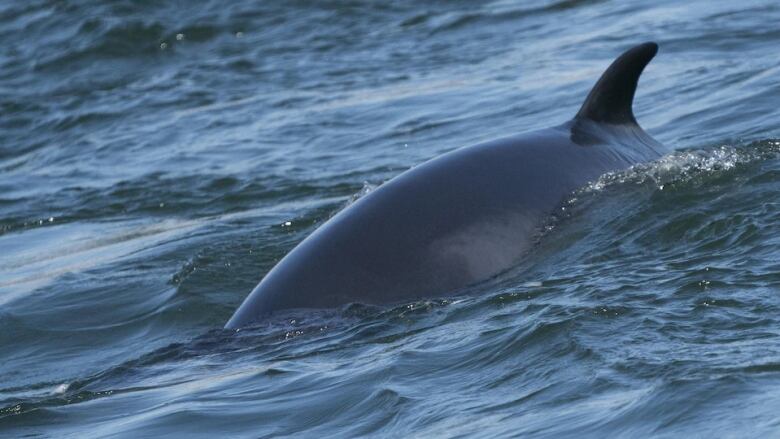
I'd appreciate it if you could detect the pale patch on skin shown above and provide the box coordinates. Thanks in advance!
[429,212,539,282]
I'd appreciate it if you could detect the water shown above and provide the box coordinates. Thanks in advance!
[2,0,780,437]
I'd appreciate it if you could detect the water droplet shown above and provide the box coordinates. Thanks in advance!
[235,32,244,38]
[176,33,184,41]
[160,42,168,50]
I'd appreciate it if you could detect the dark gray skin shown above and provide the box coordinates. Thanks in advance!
[226,42,665,329]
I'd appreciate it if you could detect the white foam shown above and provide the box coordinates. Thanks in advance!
[582,141,780,194]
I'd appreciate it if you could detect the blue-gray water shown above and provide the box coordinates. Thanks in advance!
[2,1,780,437]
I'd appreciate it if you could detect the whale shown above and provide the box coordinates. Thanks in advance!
[226,42,665,329]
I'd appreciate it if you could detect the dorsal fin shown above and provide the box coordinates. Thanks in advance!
[575,42,658,125]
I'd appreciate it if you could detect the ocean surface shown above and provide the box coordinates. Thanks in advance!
[2,0,780,437]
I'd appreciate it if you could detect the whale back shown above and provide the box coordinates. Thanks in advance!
[225,43,666,329]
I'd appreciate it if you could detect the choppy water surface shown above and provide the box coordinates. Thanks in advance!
[2,0,780,437]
